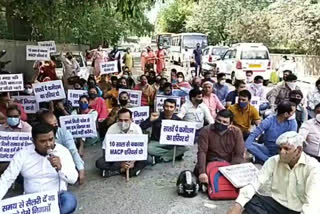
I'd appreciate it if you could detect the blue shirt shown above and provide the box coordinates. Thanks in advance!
[213,83,229,103]
[159,88,190,97]
[226,90,238,105]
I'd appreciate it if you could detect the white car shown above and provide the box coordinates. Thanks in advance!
[202,46,228,72]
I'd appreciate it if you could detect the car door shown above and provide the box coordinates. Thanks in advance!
[219,50,233,74]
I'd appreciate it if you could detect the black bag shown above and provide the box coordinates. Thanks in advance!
[176,170,199,198]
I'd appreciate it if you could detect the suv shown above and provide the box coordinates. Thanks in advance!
[216,43,271,83]
[202,46,228,72]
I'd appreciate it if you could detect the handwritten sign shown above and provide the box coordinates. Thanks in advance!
[118,89,142,107]
[129,106,150,125]
[33,80,66,103]
[0,74,24,92]
[38,41,56,53]
[100,61,118,75]
[0,132,32,162]
[12,96,39,114]
[219,163,259,188]
[155,95,181,112]
[159,120,196,146]
[104,134,148,162]
[59,114,97,138]
[67,89,88,107]
[0,191,59,214]
[26,45,50,61]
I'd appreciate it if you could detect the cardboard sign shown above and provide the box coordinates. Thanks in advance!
[33,80,66,103]
[129,106,150,125]
[159,120,196,146]
[104,134,148,162]
[155,95,181,112]
[250,96,261,111]
[67,89,88,107]
[12,96,39,114]
[0,74,24,92]
[38,41,56,53]
[118,89,142,107]
[59,114,97,138]
[219,163,259,188]
[0,132,32,162]
[26,45,50,61]
[0,191,60,214]
[100,61,118,75]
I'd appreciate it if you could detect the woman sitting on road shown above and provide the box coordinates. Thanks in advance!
[134,75,156,106]
[88,86,109,122]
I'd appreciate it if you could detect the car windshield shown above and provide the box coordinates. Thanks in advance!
[183,35,208,49]
[241,50,269,60]
[212,48,228,56]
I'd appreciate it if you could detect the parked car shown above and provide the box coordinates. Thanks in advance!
[202,46,228,72]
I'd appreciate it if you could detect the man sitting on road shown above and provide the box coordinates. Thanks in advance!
[202,81,225,119]
[227,131,320,214]
[0,92,27,121]
[159,82,190,98]
[226,80,247,108]
[247,75,269,111]
[213,73,229,105]
[289,89,307,128]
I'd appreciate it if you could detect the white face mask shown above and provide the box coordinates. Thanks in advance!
[177,78,183,83]
[316,114,320,123]
[286,82,296,90]
[118,121,130,131]
[24,88,33,95]
[219,80,226,85]
[288,112,296,120]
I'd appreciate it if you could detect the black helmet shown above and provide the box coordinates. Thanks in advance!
[176,170,199,198]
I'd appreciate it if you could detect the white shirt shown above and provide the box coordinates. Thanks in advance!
[299,119,320,157]
[0,143,78,199]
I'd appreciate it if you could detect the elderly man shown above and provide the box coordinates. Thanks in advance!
[0,104,32,132]
[227,131,320,214]
[202,81,224,119]
[0,92,27,121]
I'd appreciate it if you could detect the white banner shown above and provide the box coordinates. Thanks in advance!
[129,106,149,125]
[159,120,196,146]
[0,191,60,214]
[38,41,56,53]
[59,114,97,138]
[100,61,118,75]
[26,45,50,61]
[118,89,142,107]
[155,95,181,113]
[12,96,39,114]
[67,89,88,107]
[0,132,32,162]
[104,134,148,162]
[33,80,66,103]
[0,74,24,92]
[250,96,261,111]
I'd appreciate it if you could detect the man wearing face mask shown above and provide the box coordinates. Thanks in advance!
[213,73,229,104]
[248,75,269,111]
[289,90,307,128]
[227,131,320,214]
[307,78,320,118]
[0,92,27,121]
[194,110,245,185]
[20,82,34,96]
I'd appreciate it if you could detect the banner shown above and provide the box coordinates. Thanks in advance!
[100,61,118,75]
[250,96,261,111]
[154,95,181,113]
[159,120,196,146]
[0,74,24,92]
[118,89,142,107]
[67,90,88,107]
[26,45,50,61]
[12,96,39,114]
[129,106,150,125]
[104,134,148,162]
[33,80,66,103]
[59,114,97,138]
[0,191,60,214]
[0,132,32,162]
[38,41,56,53]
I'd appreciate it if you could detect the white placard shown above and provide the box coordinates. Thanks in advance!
[0,74,24,92]
[26,45,50,61]
[0,191,60,214]
[129,106,150,125]
[118,89,142,107]
[104,134,148,162]
[250,96,261,111]
[12,96,39,114]
[38,41,56,53]
[0,132,32,162]
[33,80,66,103]
[59,114,97,138]
[100,61,118,75]
[219,163,259,188]
[67,89,88,107]
[159,120,196,146]
[155,95,181,113]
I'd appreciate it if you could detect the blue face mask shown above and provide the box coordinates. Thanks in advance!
[7,117,20,127]
[239,101,248,109]
[79,102,89,110]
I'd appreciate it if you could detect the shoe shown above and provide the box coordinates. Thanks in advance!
[152,156,163,165]
[102,170,120,178]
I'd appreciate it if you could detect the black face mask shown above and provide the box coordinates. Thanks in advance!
[67,56,72,60]
[119,99,128,106]
[89,93,97,99]
[214,122,228,132]
[289,98,302,105]
[195,99,203,104]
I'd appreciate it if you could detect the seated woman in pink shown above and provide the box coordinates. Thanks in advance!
[134,75,156,106]
[88,87,109,121]
[175,72,192,89]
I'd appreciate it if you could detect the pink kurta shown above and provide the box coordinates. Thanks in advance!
[93,51,107,77]
[89,97,109,121]
[141,52,148,72]
[156,49,166,74]
[203,93,225,119]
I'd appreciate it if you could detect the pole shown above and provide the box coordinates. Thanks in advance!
[126,168,129,182]
[172,146,176,167]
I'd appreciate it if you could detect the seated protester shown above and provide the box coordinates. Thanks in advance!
[158,77,168,93]
[97,74,111,95]
[134,75,156,106]
[0,123,79,214]
[245,101,297,164]
[0,92,27,121]
[104,76,119,109]
[228,90,261,139]
[299,103,320,162]
[20,82,34,96]
[147,71,157,85]
[171,68,178,84]
[277,69,292,86]
[159,82,190,98]
[194,110,245,184]
[53,99,73,120]
[213,73,229,105]
[226,80,247,108]
[227,131,320,214]
[73,80,84,90]
[88,86,109,122]
[122,68,135,89]
[140,99,188,163]
[202,81,225,119]
[86,76,103,97]
[191,77,202,90]
[38,110,85,185]
[245,70,254,84]
[307,78,320,118]
[201,71,214,85]
[176,72,192,89]
[248,75,269,111]
[118,77,129,89]
[152,75,162,91]
[96,108,147,177]
[0,112,5,125]
[289,89,307,128]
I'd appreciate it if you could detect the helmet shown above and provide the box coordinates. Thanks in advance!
[176,170,199,198]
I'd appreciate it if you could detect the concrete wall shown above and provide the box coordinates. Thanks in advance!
[0,39,89,82]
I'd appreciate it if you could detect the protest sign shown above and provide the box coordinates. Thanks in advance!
[0,132,32,162]
[38,41,56,53]
[118,89,142,107]
[100,61,118,75]
[33,80,66,103]
[67,89,88,107]
[0,190,60,214]
[12,96,39,114]
[104,134,148,162]
[251,96,261,111]
[0,74,24,92]
[154,95,181,113]
[219,163,259,188]
[129,106,150,125]
[159,120,196,146]
[26,45,50,61]
[59,114,97,138]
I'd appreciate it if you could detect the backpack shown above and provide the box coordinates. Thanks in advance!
[206,161,239,200]
[176,170,199,198]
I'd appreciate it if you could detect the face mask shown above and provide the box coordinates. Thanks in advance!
[67,56,72,60]
[286,82,296,90]
[239,101,248,109]
[288,112,296,120]
[177,78,183,83]
[89,93,97,99]
[214,122,228,132]
[119,99,128,106]
[118,121,130,131]
[24,88,33,95]
[195,99,203,105]
[141,81,147,86]
[289,98,301,106]
[219,80,226,85]
[79,102,89,110]
[316,114,320,123]
[159,46,163,49]
[7,117,20,127]
[246,76,253,83]
[254,83,263,88]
